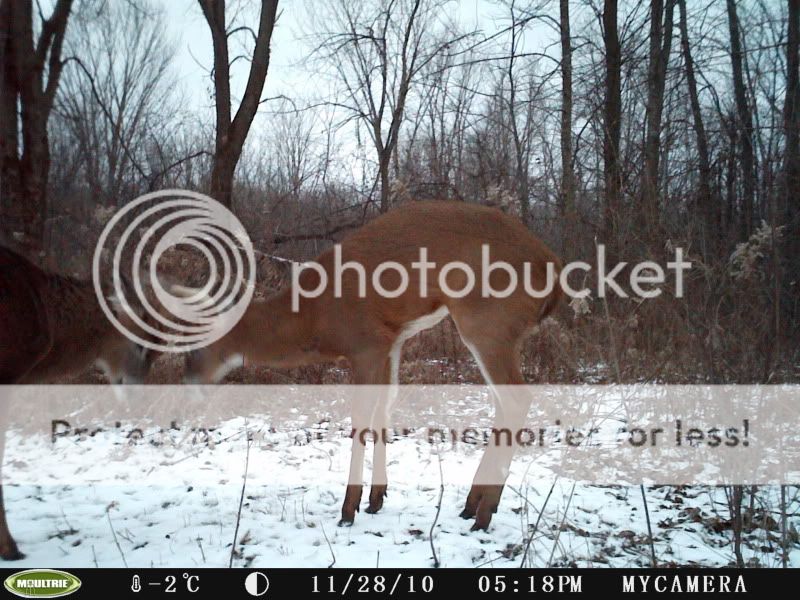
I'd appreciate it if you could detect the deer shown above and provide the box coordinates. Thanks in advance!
[0,245,158,559]
[181,200,563,532]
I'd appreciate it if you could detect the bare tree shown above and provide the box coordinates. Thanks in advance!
[602,0,621,245]
[199,0,279,211]
[0,0,73,253]
[502,0,542,226]
[311,0,460,213]
[55,0,177,206]
[727,0,756,238]
[559,0,575,237]
[785,0,800,224]
[267,108,325,200]
[677,0,713,235]
[410,52,477,201]
[786,0,800,289]
[641,0,675,232]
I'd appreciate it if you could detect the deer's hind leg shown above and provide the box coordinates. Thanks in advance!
[450,304,531,531]
[0,399,24,560]
[0,292,52,384]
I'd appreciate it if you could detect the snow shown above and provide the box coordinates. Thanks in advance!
[3,404,798,568]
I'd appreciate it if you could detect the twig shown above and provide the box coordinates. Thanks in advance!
[270,220,361,244]
[520,477,558,568]
[429,451,445,568]
[59,506,76,534]
[196,536,206,564]
[640,484,657,567]
[546,482,576,568]
[118,528,135,544]
[319,520,336,568]
[780,485,788,569]
[106,505,128,568]
[161,427,249,467]
[146,150,211,192]
[730,485,745,567]
[229,422,252,568]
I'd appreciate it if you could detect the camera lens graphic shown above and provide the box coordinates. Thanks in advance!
[92,189,256,353]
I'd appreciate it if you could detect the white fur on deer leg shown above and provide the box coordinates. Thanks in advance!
[211,353,245,383]
[390,306,450,385]
[461,338,494,388]
[95,358,112,381]
[397,306,449,347]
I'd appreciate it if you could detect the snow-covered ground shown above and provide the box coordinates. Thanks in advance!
[3,409,798,568]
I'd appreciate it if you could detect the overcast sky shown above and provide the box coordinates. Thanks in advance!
[159,0,552,117]
[140,0,558,184]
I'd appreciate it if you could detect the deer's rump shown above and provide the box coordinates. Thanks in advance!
[0,248,52,383]
[311,201,563,326]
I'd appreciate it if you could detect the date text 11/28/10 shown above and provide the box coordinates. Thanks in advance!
[310,574,582,595]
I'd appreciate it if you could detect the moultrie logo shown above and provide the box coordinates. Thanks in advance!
[4,569,82,598]
[92,189,256,353]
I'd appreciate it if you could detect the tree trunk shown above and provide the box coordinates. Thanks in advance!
[5,0,46,248]
[559,0,575,249]
[602,0,622,248]
[0,0,72,254]
[725,113,738,235]
[379,154,391,214]
[726,0,756,238]
[516,157,530,226]
[0,0,20,244]
[678,0,714,239]
[785,0,800,224]
[209,157,236,212]
[785,0,800,305]
[200,0,279,211]
[642,0,675,233]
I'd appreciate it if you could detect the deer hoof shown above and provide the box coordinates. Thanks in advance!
[0,545,25,561]
[470,520,490,532]
[366,486,386,513]
[337,518,354,528]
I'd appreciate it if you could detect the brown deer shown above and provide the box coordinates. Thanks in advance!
[0,245,157,559]
[182,200,563,531]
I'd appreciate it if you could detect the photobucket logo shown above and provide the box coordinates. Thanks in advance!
[92,189,255,352]
[291,244,691,312]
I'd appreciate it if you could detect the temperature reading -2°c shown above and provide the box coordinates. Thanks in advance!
[164,573,201,593]
[131,572,200,593]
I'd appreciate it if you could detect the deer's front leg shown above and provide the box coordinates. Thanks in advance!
[0,486,23,560]
[339,349,392,526]
[339,431,366,526]
[365,437,387,514]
